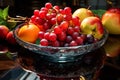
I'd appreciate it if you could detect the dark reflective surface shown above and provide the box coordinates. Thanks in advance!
[16,45,106,80]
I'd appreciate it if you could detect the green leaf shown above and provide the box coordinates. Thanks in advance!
[0,18,7,26]
[35,38,40,45]
[3,6,9,20]
[0,6,16,30]
[92,9,106,18]
[0,9,3,18]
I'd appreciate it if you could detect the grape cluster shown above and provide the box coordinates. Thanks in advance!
[30,2,97,47]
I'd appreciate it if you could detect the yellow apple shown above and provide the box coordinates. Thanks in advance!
[80,17,104,39]
[72,8,94,21]
[102,8,120,34]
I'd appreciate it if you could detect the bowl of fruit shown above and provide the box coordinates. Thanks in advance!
[13,3,108,62]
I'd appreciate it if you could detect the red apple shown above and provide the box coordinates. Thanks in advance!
[6,31,17,45]
[102,8,120,34]
[0,25,9,40]
[80,16,104,39]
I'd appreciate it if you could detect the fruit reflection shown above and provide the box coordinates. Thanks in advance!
[16,46,106,80]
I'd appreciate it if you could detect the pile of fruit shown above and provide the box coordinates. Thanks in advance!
[0,25,16,45]
[1,2,120,47]
[17,2,105,47]
[0,6,17,45]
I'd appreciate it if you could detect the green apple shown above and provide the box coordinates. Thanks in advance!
[72,8,94,21]
[102,8,120,34]
[80,17,104,39]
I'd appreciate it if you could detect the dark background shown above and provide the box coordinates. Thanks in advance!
[0,0,120,17]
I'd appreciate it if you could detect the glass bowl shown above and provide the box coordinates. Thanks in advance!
[13,23,108,62]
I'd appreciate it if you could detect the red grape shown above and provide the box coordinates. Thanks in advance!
[64,7,72,14]
[52,40,60,47]
[69,40,77,46]
[40,39,48,46]
[53,5,60,11]
[45,2,52,9]
[74,26,80,32]
[39,11,47,19]
[46,13,52,20]
[66,35,73,43]
[56,14,63,24]
[40,7,48,12]
[54,25,62,34]
[49,32,57,41]
[63,14,72,21]
[75,36,84,45]
[72,16,81,26]
[72,32,79,39]
[44,32,50,40]
[58,32,66,41]
[51,13,57,18]
[35,17,45,25]
[67,27,74,35]
[60,21,69,31]
[43,22,50,31]
[38,31,45,39]
[34,9,39,16]
[30,15,36,22]
[59,9,65,14]
[50,17,57,25]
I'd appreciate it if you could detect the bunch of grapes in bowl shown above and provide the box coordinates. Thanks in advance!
[13,2,108,62]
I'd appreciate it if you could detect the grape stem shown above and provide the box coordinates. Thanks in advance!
[47,24,56,32]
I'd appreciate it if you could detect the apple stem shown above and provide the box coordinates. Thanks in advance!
[87,6,91,10]
[24,18,30,28]
[106,0,113,7]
